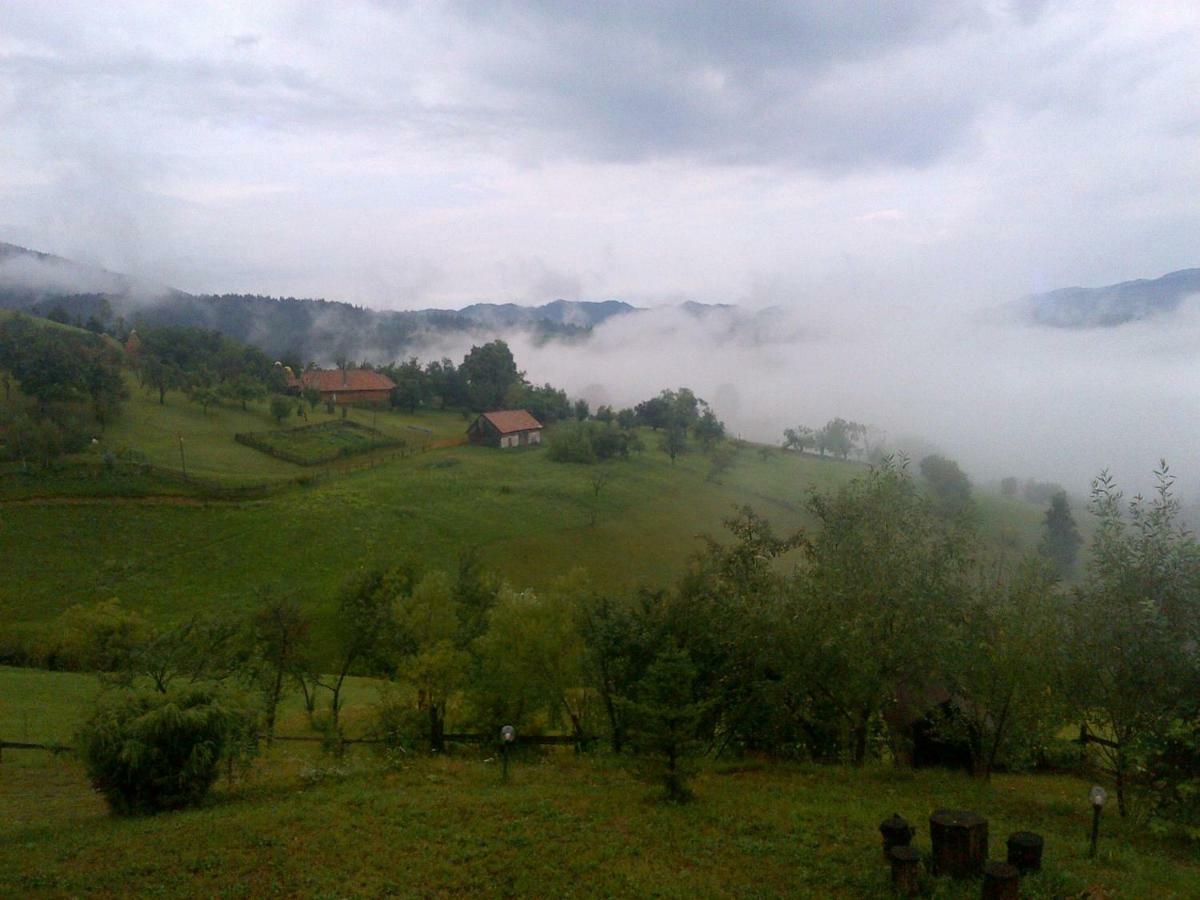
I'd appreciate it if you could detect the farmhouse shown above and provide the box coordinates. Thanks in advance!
[467,410,544,448]
[288,368,395,405]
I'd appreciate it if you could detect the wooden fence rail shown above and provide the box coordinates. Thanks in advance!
[1,730,589,761]
[0,739,74,760]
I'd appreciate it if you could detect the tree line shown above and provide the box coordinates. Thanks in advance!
[35,459,1197,823]
[0,314,127,468]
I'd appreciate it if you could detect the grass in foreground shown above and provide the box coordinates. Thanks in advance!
[1,747,1196,898]
[1,666,1194,897]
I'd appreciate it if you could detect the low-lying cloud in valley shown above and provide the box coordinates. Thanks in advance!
[489,298,1200,495]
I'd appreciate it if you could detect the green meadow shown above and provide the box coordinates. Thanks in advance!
[1,666,1196,899]
[6,377,1162,900]
[1,384,1046,659]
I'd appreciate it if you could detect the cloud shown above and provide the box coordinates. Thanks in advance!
[0,0,1198,493]
[493,299,1200,495]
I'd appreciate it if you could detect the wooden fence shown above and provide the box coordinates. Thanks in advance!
[1,730,588,761]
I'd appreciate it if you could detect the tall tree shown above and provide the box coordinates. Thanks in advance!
[1063,465,1200,816]
[794,458,973,764]
[460,340,522,411]
[1039,491,1083,576]
[919,454,973,519]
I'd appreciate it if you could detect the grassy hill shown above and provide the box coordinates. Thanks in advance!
[0,667,1195,898]
[0,382,1048,658]
[0,383,1048,649]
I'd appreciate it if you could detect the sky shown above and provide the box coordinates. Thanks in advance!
[1,1,1198,490]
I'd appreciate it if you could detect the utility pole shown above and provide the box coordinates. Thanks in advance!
[178,434,187,480]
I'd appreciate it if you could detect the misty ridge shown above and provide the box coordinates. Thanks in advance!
[2,239,1198,496]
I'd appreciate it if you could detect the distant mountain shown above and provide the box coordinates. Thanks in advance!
[0,241,744,362]
[1025,268,1200,328]
[448,299,637,329]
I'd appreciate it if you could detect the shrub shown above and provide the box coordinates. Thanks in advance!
[77,687,257,815]
[547,420,633,464]
[372,689,427,755]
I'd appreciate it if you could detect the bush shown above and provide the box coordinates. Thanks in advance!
[547,420,633,464]
[372,689,428,755]
[77,687,257,815]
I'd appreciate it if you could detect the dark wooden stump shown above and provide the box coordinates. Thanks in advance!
[889,845,921,897]
[1006,831,1043,873]
[880,813,916,862]
[981,860,1020,899]
[929,809,988,878]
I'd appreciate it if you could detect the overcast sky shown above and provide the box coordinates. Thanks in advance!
[2,1,1198,310]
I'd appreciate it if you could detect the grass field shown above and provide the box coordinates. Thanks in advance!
[1,378,1050,662]
[1,736,1195,897]
[82,379,469,485]
[2,666,1195,898]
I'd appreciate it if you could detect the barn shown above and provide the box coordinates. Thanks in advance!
[466,410,544,448]
[289,368,395,405]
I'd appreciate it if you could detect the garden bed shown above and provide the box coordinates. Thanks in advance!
[234,420,405,466]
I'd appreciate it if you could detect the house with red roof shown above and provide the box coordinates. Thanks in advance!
[466,410,544,448]
[288,368,395,405]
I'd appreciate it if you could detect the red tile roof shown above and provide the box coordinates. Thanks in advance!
[297,369,395,393]
[480,410,543,434]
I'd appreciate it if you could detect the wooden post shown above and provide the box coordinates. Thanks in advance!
[1006,831,1043,873]
[888,846,921,896]
[981,861,1020,899]
[929,809,988,878]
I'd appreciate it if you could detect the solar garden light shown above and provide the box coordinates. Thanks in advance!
[500,725,515,781]
[1089,785,1107,858]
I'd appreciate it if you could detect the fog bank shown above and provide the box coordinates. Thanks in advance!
[485,300,1199,495]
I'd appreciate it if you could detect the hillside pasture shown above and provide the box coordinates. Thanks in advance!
[1,437,1047,662]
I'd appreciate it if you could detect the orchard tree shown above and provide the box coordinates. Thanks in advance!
[470,579,590,742]
[222,375,266,411]
[794,458,973,764]
[944,558,1066,778]
[1063,464,1200,817]
[660,423,688,465]
[818,417,860,460]
[393,571,469,752]
[140,355,184,405]
[269,395,293,424]
[919,454,973,519]
[191,385,221,416]
[634,395,671,430]
[249,596,311,742]
[783,426,815,454]
[693,409,725,452]
[318,570,396,733]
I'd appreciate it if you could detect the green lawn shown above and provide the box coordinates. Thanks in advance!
[0,658,1191,899]
[1,737,1194,898]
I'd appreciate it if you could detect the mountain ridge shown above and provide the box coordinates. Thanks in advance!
[1024,267,1200,327]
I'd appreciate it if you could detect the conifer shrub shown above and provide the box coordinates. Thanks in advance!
[77,687,256,815]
